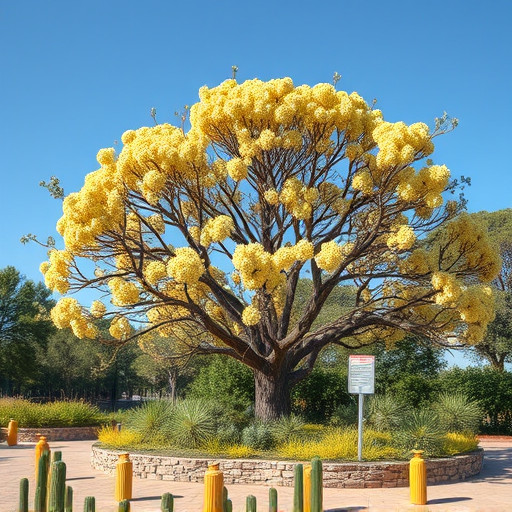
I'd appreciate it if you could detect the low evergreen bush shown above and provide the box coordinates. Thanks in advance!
[241,422,275,450]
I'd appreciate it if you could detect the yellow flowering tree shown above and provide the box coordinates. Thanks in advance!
[41,78,500,419]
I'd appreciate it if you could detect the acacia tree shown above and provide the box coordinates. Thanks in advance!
[41,78,500,419]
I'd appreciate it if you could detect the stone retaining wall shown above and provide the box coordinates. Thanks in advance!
[91,445,483,489]
[1,426,98,442]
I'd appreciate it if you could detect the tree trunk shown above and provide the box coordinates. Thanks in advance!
[254,369,291,420]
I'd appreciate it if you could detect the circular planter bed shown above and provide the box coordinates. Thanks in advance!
[1,426,98,442]
[91,444,483,489]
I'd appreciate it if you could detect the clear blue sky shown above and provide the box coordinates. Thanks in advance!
[1,1,510,365]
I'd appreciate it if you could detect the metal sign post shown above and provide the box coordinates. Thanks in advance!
[348,355,375,462]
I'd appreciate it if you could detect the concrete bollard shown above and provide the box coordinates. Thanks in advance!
[115,453,133,502]
[410,449,427,505]
[35,436,50,483]
[7,419,18,446]
[203,462,224,512]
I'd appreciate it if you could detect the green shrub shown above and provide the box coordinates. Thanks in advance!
[436,367,512,434]
[433,392,483,434]
[241,422,275,450]
[0,398,106,428]
[330,402,358,427]
[367,394,407,431]
[169,399,216,448]
[392,410,446,456]
[125,400,174,443]
[215,423,242,445]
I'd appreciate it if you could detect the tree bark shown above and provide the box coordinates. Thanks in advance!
[254,369,291,420]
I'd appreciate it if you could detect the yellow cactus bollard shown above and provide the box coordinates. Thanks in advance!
[35,435,50,483]
[7,419,18,446]
[303,464,312,512]
[203,462,224,512]
[115,453,133,502]
[410,449,427,505]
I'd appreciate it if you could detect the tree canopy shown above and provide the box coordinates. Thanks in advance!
[0,266,54,393]
[40,78,500,418]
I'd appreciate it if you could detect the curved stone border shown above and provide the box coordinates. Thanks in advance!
[1,426,98,442]
[91,444,483,489]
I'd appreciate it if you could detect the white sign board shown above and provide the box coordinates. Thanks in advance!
[348,355,375,394]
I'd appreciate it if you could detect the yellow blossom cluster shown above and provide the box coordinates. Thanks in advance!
[264,189,279,205]
[315,241,353,273]
[279,178,319,219]
[386,225,416,251]
[190,78,382,163]
[40,250,72,294]
[399,249,432,275]
[147,214,165,234]
[438,214,501,282]
[352,170,374,195]
[232,241,313,290]
[273,240,314,272]
[232,243,277,290]
[431,272,462,305]
[90,300,107,318]
[56,162,124,254]
[373,121,433,170]
[396,164,451,210]
[108,277,140,306]
[458,285,494,325]
[166,247,205,285]
[144,261,167,286]
[109,316,132,340]
[200,215,234,246]
[241,305,261,326]
[50,298,98,339]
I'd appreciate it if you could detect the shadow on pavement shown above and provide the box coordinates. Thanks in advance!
[67,476,96,481]
[131,495,184,501]
[326,507,367,512]
[428,497,472,504]
[470,448,512,483]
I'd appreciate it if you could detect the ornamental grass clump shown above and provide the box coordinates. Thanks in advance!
[367,394,408,431]
[271,414,306,444]
[433,392,483,434]
[392,409,446,456]
[169,399,216,448]
[125,399,174,444]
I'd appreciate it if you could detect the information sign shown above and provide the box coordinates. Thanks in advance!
[348,355,375,394]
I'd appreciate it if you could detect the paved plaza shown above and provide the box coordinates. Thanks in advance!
[1,439,511,512]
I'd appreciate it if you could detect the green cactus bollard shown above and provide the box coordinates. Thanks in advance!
[48,460,66,512]
[293,463,303,512]
[35,451,49,512]
[19,478,29,512]
[118,499,130,512]
[65,486,73,512]
[83,496,95,512]
[269,487,278,512]
[246,495,257,512]
[225,498,233,512]
[161,492,174,512]
[310,457,323,512]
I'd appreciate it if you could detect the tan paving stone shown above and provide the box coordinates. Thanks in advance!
[0,440,510,511]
